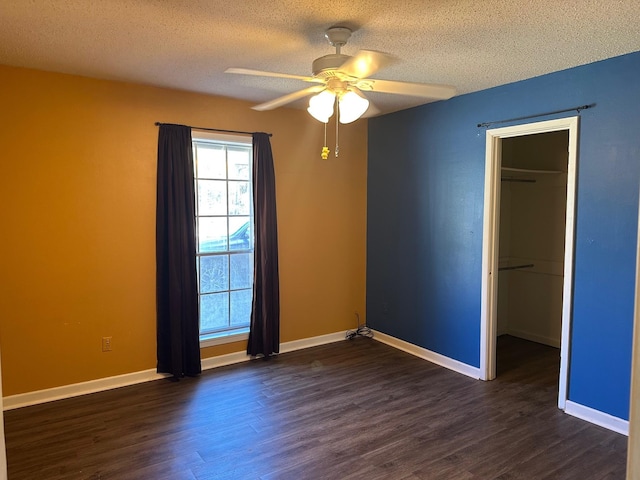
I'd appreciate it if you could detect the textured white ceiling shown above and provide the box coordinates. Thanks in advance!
[1,0,640,115]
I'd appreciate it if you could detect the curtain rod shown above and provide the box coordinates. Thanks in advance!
[154,122,272,137]
[477,104,595,128]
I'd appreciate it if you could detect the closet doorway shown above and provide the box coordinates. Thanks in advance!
[480,117,579,410]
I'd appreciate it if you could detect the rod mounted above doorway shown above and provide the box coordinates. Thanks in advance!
[477,104,595,128]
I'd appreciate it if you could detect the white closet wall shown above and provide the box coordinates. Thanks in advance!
[497,131,569,347]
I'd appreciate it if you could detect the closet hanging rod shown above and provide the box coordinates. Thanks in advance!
[499,263,534,271]
[501,177,536,183]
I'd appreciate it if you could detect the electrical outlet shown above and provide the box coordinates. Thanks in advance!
[102,336,112,352]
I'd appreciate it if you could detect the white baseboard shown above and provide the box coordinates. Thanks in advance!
[565,400,629,436]
[3,369,170,411]
[278,331,346,353]
[371,332,629,436]
[5,331,628,439]
[200,331,346,370]
[372,330,482,379]
[200,350,251,371]
[3,331,346,411]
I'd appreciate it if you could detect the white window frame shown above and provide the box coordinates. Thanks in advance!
[192,130,253,348]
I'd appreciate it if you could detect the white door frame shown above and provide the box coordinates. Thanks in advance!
[627,186,640,478]
[480,116,579,410]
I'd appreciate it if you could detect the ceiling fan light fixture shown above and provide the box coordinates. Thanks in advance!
[338,89,370,124]
[307,90,336,123]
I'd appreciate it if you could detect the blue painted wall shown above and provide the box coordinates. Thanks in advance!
[367,51,640,419]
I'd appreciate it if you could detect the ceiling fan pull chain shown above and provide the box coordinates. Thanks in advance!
[321,121,330,160]
[335,114,340,157]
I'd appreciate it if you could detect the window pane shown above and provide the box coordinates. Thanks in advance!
[230,289,252,326]
[200,255,229,293]
[228,147,250,180]
[196,144,226,179]
[229,181,251,215]
[193,136,253,339]
[230,253,253,290]
[198,180,227,216]
[200,292,229,332]
[229,217,251,251]
[198,217,227,252]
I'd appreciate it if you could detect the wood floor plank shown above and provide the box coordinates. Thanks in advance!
[4,336,627,479]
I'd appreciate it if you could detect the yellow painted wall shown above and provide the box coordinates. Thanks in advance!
[0,65,367,397]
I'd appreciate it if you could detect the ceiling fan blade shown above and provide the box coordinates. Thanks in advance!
[361,100,381,118]
[338,50,397,79]
[356,78,456,100]
[252,85,326,111]
[225,67,323,83]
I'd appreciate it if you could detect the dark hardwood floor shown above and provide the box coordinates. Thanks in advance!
[5,336,627,479]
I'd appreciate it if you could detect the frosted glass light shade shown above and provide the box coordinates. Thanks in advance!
[338,90,369,124]
[307,90,336,123]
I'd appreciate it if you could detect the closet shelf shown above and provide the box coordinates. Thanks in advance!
[499,263,534,272]
[501,177,536,183]
[501,167,564,174]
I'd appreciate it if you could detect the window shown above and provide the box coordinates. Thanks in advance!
[193,132,253,345]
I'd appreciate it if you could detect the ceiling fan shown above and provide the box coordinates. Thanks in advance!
[225,27,456,124]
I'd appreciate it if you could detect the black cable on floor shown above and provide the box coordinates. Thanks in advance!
[346,312,374,340]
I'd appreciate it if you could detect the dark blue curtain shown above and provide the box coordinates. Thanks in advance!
[247,133,280,357]
[156,124,201,377]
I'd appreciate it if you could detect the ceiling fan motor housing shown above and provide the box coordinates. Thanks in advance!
[312,54,350,78]
[312,27,354,78]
